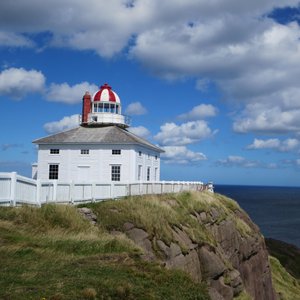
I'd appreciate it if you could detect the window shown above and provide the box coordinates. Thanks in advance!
[147,153,150,159]
[138,151,142,156]
[104,103,109,112]
[147,167,150,181]
[110,104,115,113]
[81,149,89,155]
[50,149,59,154]
[111,165,121,181]
[155,155,158,160]
[138,165,142,181]
[112,149,121,155]
[49,164,59,180]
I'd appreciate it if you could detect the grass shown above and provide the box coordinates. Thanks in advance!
[266,238,300,279]
[0,203,209,300]
[269,256,300,300]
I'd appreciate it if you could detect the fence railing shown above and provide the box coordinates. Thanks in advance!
[0,172,207,207]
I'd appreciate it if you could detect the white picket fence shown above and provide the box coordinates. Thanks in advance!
[0,172,205,207]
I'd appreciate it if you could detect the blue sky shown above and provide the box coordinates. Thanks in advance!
[1,1,300,186]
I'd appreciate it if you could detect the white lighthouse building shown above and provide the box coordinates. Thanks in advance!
[32,83,164,183]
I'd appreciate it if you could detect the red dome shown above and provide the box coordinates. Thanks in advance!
[92,83,120,103]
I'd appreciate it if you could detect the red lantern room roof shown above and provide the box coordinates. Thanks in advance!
[92,83,121,103]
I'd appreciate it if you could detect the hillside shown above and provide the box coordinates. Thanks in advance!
[0,191,299,299]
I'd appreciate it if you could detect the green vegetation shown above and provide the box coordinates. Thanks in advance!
[0,204,209,300]
[269,256,300,300]
[266,238,300,279]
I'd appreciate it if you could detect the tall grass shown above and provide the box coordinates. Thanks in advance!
[269,256,300,300]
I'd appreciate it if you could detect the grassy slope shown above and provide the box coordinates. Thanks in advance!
[0,204,208,300]
[1,192,300,300]
[266,238,300,279]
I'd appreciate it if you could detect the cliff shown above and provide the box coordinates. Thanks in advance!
[86,191,276,300]
[1,191,299,299]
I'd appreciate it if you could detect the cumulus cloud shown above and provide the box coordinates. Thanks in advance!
[178,104,217,121]
[125,102,147,115]
[247,138,299,152]
[154,121,215,146]
[46,82,98,104]
[233,104,300,134]
[2,1,300,137]
[161,146,207,165]
[44,114,79,134]
[217,155,259,168]
[128,126,151,139]
[0,67,45,99]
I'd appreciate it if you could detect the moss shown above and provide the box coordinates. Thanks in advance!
[233,290,252,300]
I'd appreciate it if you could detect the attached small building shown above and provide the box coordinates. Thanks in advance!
[33,83,164,183]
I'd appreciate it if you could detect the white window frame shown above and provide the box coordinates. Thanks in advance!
[80,149,89,155]
[147,167,150,181]
[111,165,121,181]
[138,165,142,181]
[112,149,121,155]
[49,164,59,180]
[50,149,60,154]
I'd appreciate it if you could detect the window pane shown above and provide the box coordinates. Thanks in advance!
[81,149,89,155]
[50,149,59,154]
[49,164,59,179]
[111,165,121,181]
[112,149,121,155]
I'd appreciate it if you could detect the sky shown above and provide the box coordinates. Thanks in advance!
[1,0,300,187]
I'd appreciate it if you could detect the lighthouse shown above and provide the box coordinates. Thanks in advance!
[32,83,164,183]
[81,83,130,128]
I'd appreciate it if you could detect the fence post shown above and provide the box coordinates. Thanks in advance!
[70,181,74,204]
[111,183,115,199]
[36,179,41,206]
[10,172,17,206]
[53,180,58,203]
[91,182,95,202]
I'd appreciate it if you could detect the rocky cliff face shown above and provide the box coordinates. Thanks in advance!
[88,191,277,300]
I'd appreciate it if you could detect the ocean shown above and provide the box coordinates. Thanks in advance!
[214,185,300,248]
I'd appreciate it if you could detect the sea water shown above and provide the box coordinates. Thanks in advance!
[214,185,300,248]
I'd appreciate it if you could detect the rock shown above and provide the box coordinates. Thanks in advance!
[123,222,134,231]
[211,277,234,300]
[77,207,97,225]
[198,246,226,279]
[172,226,197,250]
[126,227,155,260]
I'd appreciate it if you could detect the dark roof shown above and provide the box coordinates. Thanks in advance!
[33,126,164,152]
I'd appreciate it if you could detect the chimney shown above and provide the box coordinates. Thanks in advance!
[82,92,91,125]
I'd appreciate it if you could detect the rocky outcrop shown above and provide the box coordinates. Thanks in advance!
[94,192,277,300]
[77,207,97,225]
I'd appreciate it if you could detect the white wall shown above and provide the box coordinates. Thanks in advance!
[36,144,161,183]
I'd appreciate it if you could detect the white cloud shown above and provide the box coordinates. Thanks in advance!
[247,138,299,152]
[125,102,147,115]
[161,146,207,165]
[0,67,45,99]
[217,155,259,168]
[178,104,217,121]
[233,104,300,134]
[247,138,280,149]
[154,121,215,146]
[44,114,79,134]
[0,31,34,47]
[46,82,98,104]
[128,126,151,139]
